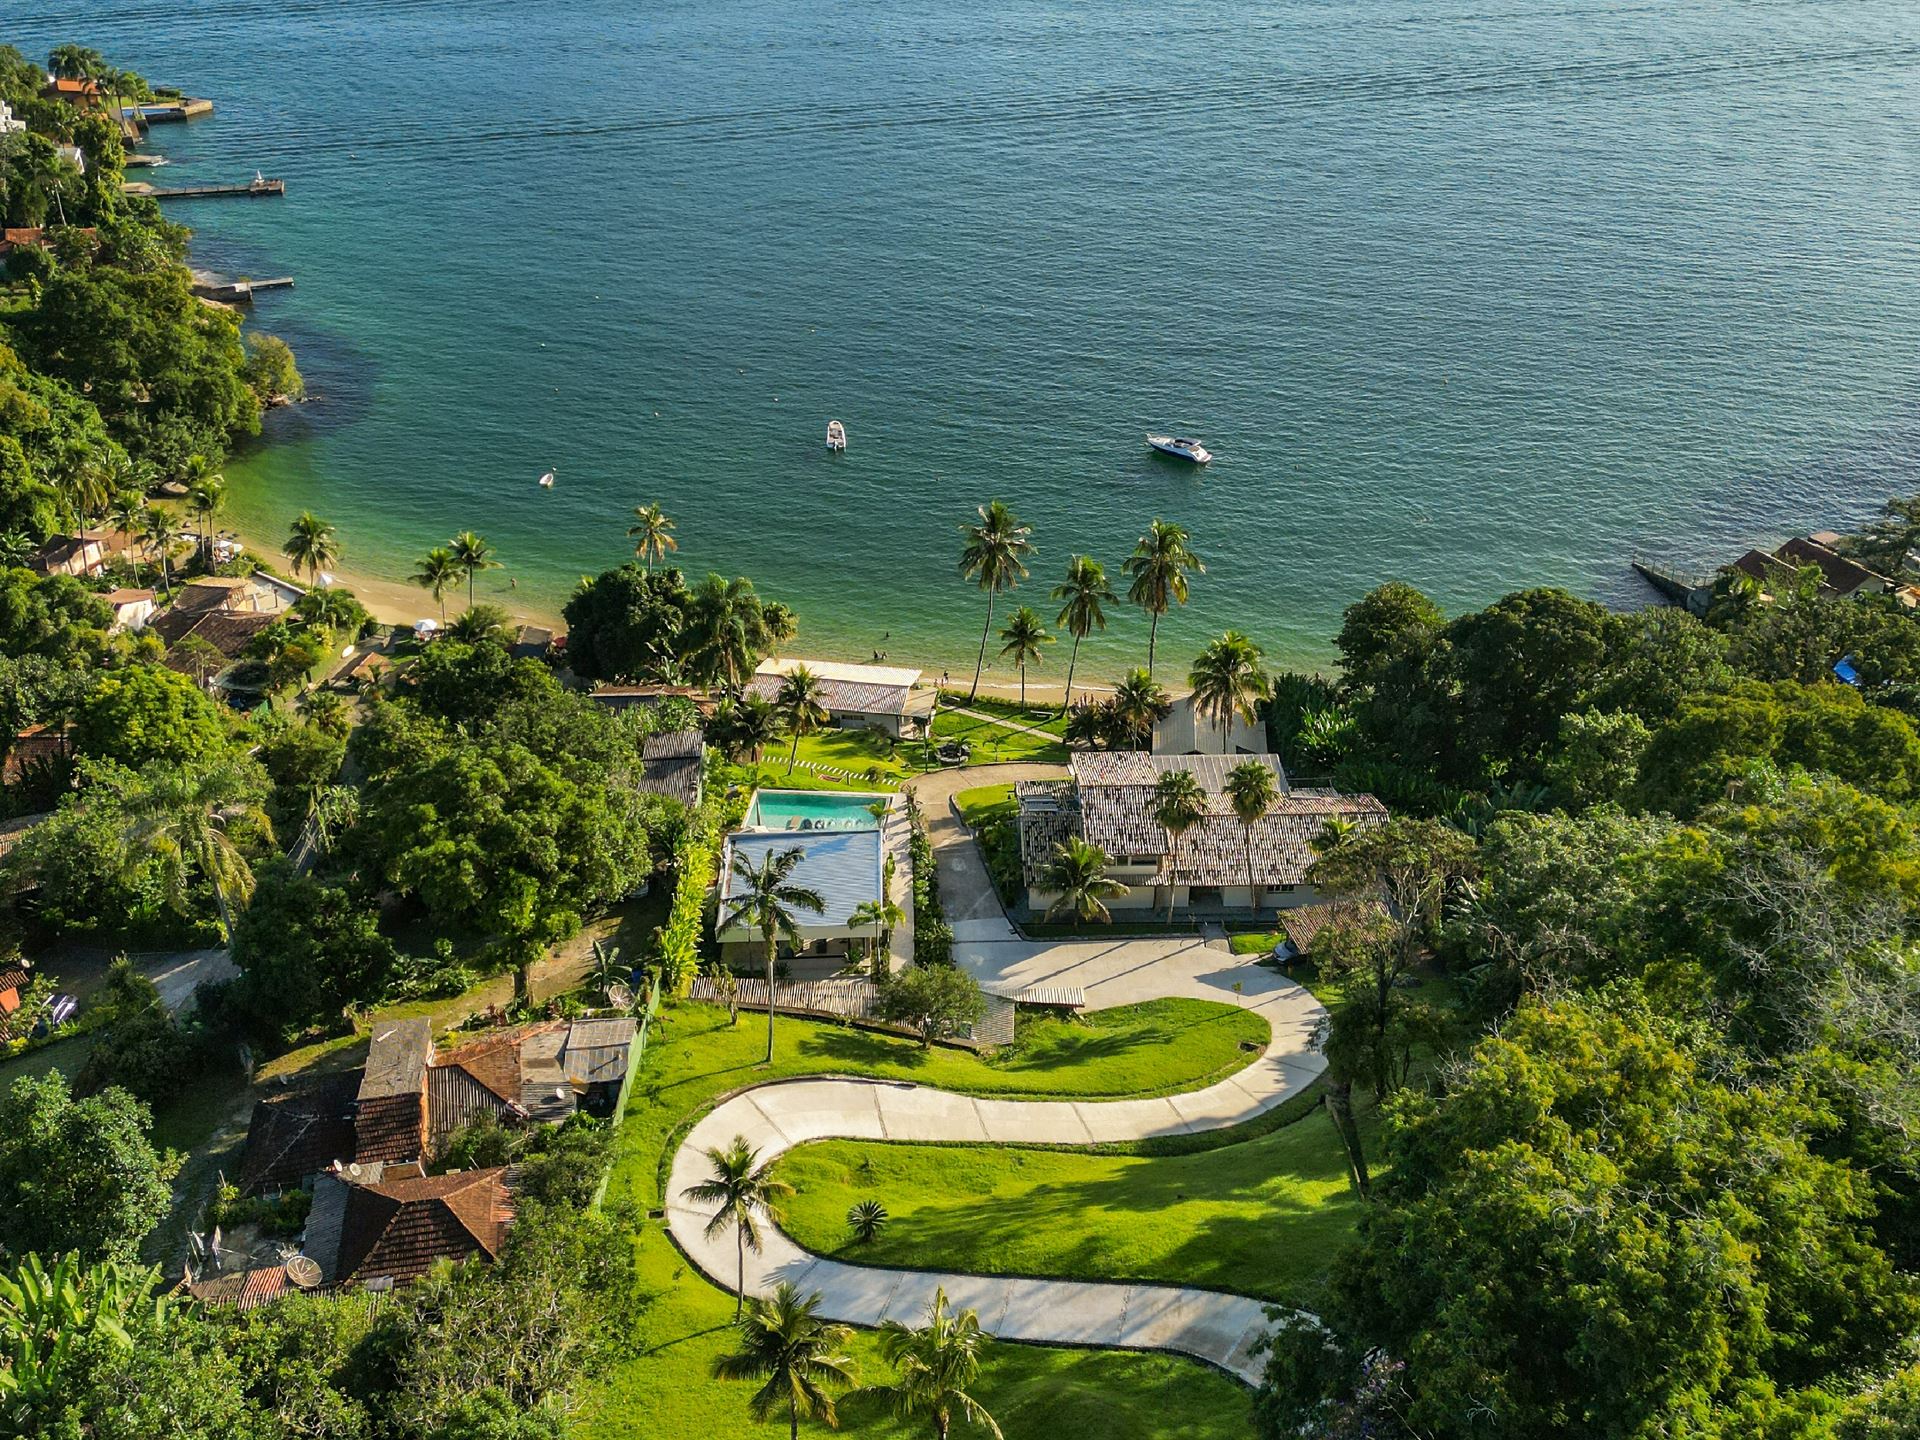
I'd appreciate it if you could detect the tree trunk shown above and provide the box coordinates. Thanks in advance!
[1326,1082,1371,1200]
[1019,662,1026,709]
[787,732,800,775]
[968,593,996,701]
[735,1225,746,1319]
[1062,635,1081,716]
[790,1400,799,1440]
[1245,828,1258,914]
[1147,609,1161,676]
[765,934,777,1063]
[1166,836,1179,926]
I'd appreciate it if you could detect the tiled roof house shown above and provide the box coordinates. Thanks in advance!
[305,1162,515,1289]
[1018,752,1386,917]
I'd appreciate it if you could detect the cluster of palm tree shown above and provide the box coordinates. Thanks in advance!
[958,503,1206,704]
[687,1137,1005,1440]
[412,532,499,622]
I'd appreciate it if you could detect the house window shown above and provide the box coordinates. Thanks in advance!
[1190,885,1222,908]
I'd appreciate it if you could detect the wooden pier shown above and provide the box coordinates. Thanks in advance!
[124,177,285,201]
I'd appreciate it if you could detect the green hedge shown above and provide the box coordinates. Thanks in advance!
[658,777,727,995]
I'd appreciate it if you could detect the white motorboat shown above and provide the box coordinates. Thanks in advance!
[826,420,847,452]
[1146,434,1212,464]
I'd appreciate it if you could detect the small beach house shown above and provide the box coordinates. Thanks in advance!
[745,657,934,738]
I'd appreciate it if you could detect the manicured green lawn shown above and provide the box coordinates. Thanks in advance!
[577,1000,1261,1440]
[740,728,914,791]
[931,708,1069,765]
[773,1101,1365,1308]
[1229,931,1285,956]
[940,691,1071,735]
[954,781,1017,828]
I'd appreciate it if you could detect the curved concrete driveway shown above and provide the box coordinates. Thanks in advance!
[665,765,1327,1383]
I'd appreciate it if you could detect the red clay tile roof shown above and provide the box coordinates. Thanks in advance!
[333,1167,514,1286]
[155,607,277,659]
[353,1094,427,1166]
[188,1265,289,1311]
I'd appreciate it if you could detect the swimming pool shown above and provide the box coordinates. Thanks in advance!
[744,789,890,832]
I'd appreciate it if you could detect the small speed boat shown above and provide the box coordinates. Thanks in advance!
[1146,434,1212,464]
[826,419,847,452]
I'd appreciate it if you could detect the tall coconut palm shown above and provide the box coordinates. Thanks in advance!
[187,475,226,559]
[1188,630,1271,751]
[775,664,830,776]
[721,844,825,1062]
[410,546,462,624]
[1151,769,1208,927]
[1050,555,1115,713]
[848,894,905,980]
[714,1282,856,1440]
[1223,759,1281,913]
[448,532,500,609]
[61,455,110,530]
[1122,520,1204,676]
[763,602,799,660]
[281,511,340,583]
[957,501,1033,702]
[996,606,1051,710]
[627,502,678,572]
[690,573,772,697]
[681,1136,795,1320]
[711,693,780,764]
[1108,667,1172,751]
[142,507,185,596]
[119,756,269,945]
[1042,836,1128,926]
[870,1287,1004,1440]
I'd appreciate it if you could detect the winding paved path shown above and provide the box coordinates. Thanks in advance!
[664,765,1328,1383]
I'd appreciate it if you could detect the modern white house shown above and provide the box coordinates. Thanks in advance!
[1017,752,1386,919]
[0,102,24,137]
[745,657,934,739]
[716,790,912,977]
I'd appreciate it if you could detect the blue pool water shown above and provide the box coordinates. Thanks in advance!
[745,790,891,832]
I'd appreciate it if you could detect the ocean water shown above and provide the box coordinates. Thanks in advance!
[11,0,1920,677]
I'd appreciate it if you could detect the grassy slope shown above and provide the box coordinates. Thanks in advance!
[954,781,1017,828]
[773,1105,1363,1309]
[932,707,1069,764]
[576,1001,1265,1440]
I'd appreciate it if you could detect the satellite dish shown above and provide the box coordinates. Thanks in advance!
[285,1255,322,1289]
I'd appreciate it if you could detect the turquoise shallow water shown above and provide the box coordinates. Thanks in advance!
[11,1,1920,676]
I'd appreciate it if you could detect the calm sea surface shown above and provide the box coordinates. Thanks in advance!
[11,0,1920,676]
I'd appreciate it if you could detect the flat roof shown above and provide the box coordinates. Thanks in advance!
[754,656,922,690]
[719,829,884,931]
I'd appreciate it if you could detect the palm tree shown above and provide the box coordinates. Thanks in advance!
[281,511,340,583]
[1188,630,1271,751]
[446,604,512,645]
[996,606,1052,710]
[776,665,830,777]
[690,573,772,696]
[763,602,799,660]
[681,1136,795,1321]
[711,693,780,763]
[1151,769,1208,926]
[1042,836,1128,926]
[870,1287,1003,1440]
[957,501,1034,702]
[1222,759,1281,913]
[1050,555,1115,713]
[186,478,225,560]
[721,844,825,1062]
[627,503,678,572]
[848,895,905,980]
[411,546,462,624]
[0,532,34,569]
[119,757,269,945]
[142,507,185,596]
[587,939,625,1003]
[449,532,500,609]
[106,495,144,568]
[1122,520,1204,676]
[1108,668,1172,751]
[713,1282,856,1440]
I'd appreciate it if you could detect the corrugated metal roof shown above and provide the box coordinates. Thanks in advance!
[720,830,883,932]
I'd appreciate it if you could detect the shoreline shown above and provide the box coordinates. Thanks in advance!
[221,512,1136,701]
